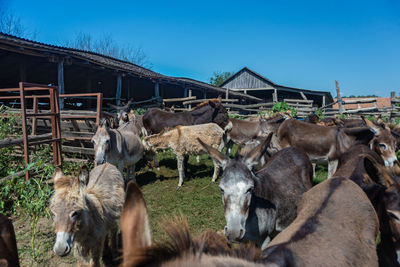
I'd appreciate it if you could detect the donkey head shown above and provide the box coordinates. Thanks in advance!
[363,116,397,167]
[199,133,272,243]
[92,119,112,165]
[192,96,229,129]
[50,166,90,257]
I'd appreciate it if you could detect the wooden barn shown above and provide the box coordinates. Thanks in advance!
[220,67,333,108]
[0,33,259,110]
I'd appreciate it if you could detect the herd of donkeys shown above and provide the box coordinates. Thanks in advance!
[1,96,400,266]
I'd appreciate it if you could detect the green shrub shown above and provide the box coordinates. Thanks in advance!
[272,102,298,117]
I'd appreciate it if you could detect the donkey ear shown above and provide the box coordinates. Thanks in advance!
[362,116,381,135]
[122,181,152,262]
[53,167,64,182]
[244,133,273,169]
[197,138,228,168]
[77,165,90,186]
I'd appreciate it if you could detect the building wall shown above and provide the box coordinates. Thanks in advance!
[222,70,272,89]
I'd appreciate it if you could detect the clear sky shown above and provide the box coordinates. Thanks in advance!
[2,0,400,97]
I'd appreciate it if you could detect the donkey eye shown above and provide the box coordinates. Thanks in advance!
[70,211,79,219]
[378,144,387,150]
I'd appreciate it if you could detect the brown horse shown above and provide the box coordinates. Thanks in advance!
[142,96,229,135]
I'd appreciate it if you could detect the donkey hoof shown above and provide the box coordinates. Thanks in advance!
[176,186,182,191]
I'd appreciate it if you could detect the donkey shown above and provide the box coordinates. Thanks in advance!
[226,115,285,156]
[50,164,125,267]
[121,181,265,267]
[0,214,20,267]
[334,144,400,266]
[259,177,379,267]
[92,119,144,183]
[142,96,230,135]
[199,133,313,249]
[278,117,395,178]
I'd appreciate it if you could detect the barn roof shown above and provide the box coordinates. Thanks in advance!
[220,66,333,102]
[0,33,260,101]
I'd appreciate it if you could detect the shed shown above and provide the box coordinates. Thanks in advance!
[220,67,333,107]
[0,33,260,110]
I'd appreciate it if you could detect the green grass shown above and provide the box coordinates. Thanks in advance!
[135,150,225,240]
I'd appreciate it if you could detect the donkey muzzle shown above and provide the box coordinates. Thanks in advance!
[224,225,245,242]
[53,232,74,257]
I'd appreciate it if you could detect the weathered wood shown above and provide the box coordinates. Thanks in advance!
[336,80,345,114]
[300,92,307,100]
[116,73,122,106]
[62,145,93,155]
[188,89,192,109]
[342,98,377,104]
[182,98,238,105]
[163,96,196,103]
[284,99,313,104]
[154,81,160,98]
[0,133,52,148]
[273,89,278,103]
[58,59,65,110]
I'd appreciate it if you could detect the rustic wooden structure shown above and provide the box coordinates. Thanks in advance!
[219,67,333,107]
[0,33,259,111]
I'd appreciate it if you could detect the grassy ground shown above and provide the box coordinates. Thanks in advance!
[11,150,328,266]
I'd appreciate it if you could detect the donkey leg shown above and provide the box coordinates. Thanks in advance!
[183,155,189,176]
[177,155,185,188]
[312,163,316,179]
[211,159,220,182]
[327,159,338,179]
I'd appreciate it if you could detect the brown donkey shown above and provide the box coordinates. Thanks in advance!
[121,181,265,267]
[50,163,125,267]
[0,214,20,267]
[278,117,395,178]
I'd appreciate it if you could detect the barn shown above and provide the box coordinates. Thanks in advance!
[0,33,259,110]
[220,67,333,108]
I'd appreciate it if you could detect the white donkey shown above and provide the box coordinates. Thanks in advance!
[92,119,144,183]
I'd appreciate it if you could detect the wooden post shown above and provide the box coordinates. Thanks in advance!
[19,62,26,82]
[273,89,278,103]
[391,91,396,98]
[116,73,122,106]
[32,96,38,135]
[154,81,160,98]
[225,88,229,100]
[19,83,29,181]
[96,93,103,125]
[58,59,65,110]
[188,89,192,109]
[335,80,345,114]
[300,92,307,100]
[322,95,326,109]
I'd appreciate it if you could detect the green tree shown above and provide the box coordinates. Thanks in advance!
[209,71,233,86]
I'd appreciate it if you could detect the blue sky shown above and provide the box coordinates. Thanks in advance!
[2,0,400,97]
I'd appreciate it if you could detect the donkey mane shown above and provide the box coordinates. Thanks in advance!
[192,98,221,110]
[127,216,261,267]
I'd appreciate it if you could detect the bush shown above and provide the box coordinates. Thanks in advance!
[272,102,298,117]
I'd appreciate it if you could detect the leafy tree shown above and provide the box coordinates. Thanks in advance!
[209,71,233,86]
[64,32,152,68]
